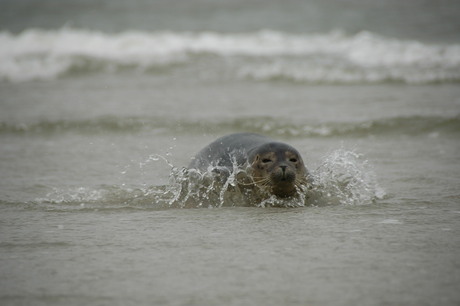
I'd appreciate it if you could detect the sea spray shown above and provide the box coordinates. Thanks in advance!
[154,148,385,208]
[310,149,385,206]
[34,148,384,209]
[162,148,385,208]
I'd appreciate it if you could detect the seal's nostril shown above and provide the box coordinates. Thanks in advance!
[279,166,288,180]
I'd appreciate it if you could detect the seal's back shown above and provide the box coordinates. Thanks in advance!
[188,133,272,171]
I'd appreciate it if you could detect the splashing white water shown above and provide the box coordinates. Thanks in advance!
[310,149,386,206]
[158,148,385,208]
[35,149,384,209]
[1,28,459,83]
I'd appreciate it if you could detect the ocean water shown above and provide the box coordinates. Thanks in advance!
[1,0,460,305]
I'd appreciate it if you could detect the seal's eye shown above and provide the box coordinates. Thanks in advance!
[289,158,298,163]
[262,158,272,163]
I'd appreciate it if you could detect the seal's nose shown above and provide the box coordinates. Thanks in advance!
[280,165,287,179]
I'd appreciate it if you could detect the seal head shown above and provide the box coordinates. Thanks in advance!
[246,142,308,197]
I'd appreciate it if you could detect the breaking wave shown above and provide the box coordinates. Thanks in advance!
[2,115,459,137]
[1,28,459,84]
[33,149,385,210]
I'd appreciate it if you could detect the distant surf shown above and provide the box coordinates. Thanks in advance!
[1,115,458,137]
[1,28,459,84]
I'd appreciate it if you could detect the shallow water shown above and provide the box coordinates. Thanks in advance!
[1,203,459,306]
[1,0,460,305]
[1,78,459,305]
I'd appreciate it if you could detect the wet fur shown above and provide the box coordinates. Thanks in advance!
[189,133,311,198]
[246,144,308,197]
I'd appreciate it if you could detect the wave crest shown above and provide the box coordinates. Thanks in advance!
[1,28,459,84]
[2,115,459,137]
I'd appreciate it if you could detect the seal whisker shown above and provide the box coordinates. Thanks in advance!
[252,179,272,187]
[236,176,270,187]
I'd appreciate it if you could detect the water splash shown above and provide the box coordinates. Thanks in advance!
[309,149,386,206]
[153,148,384,208]
[34,149,384,210]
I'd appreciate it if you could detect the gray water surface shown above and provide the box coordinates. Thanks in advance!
[1,203,459,306]
[1,0,460,305]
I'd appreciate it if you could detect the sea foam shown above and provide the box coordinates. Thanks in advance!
[1,28,459,83]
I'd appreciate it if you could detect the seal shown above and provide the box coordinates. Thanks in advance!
[189,133,312,198]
